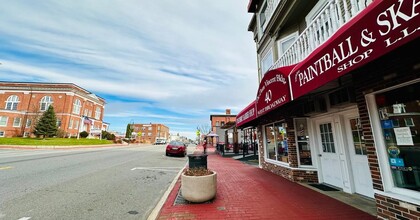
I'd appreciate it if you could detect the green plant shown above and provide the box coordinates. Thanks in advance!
[79,131,89,138]
[184,167,214,176]
[34,105,58,138]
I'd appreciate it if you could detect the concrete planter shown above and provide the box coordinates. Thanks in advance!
[181,171,217,203]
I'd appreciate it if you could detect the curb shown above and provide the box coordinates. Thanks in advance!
[147,161,187,220]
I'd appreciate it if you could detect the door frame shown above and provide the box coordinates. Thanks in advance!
[310,107,357,193]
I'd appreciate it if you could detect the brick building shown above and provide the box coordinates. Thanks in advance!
[240,1,419,219]
[0,82,108,138]
[131,123,169,144]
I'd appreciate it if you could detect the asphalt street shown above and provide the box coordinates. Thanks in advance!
[0,144,193,220]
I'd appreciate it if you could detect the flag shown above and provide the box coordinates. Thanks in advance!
[83,117,92,125]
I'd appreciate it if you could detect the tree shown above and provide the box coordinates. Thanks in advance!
[125,123,133,138]
[197,124,211,135]
[34,105,58,138]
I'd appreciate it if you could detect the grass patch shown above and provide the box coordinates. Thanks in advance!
[0,137,113,146]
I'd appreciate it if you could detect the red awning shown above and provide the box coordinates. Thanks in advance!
[289,0,420,100]
[256,64,297,117]
[236,100,256,127]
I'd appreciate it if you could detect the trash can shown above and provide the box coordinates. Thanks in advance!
[188,154,208,169]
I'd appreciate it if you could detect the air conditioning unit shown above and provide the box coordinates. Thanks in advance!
[303,98,327,115]
[329,87,355,107]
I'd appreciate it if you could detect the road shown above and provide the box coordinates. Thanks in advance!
[0,144,194,220]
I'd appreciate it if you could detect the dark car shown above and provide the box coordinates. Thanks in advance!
[165,141,187,157]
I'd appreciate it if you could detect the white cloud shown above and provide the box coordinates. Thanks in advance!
[0,0,257,139]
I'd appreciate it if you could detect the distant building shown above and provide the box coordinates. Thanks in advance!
[0,81,108,138]
[131,123,169,144]
[209,109,236,133]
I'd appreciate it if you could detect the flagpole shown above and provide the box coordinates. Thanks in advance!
[77,115,83,140]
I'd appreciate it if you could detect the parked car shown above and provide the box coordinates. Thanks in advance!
[165,141,187,157]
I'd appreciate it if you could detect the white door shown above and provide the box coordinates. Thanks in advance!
[317,120,343,188]
[346,117,374,198]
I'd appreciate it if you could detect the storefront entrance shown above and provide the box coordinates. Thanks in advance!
[313,108,374,198]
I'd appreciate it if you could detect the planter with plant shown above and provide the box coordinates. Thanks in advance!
[181,167,217,203]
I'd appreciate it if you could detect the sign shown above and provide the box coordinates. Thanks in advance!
[289,0,420,100]
[394,127,414,145]
[236,101,256,127]
[256,65,296,117]
[389,158,405,167]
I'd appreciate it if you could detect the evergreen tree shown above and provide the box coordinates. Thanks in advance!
[34,105,58,138]
[125,124,133,138]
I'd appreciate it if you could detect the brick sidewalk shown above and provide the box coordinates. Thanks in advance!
[155,146,376,220]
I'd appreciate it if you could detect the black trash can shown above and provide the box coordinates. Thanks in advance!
[188,154,208,169]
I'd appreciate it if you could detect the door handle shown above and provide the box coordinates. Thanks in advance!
[318,154,322,157]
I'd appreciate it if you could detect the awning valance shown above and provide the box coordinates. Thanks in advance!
[289,0,420,100]
[236,100,256,127]
[256,64,297,117]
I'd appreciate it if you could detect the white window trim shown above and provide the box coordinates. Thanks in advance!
[277,31,299,56]
[366,79,420,205]
[261,48,273,75]
[262,122,290,167]
[73,99,81,114]
[0,116,8,127]
[305,0,329,25]
[13,117,21,127]
[95,107,101,119]
[40,96,53,111]
[26,119,32,128]
[5,95,20,110]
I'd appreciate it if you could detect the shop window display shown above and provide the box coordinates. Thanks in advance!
[295,118,312,166]
[376,82,420,192]
[264,122,288,163]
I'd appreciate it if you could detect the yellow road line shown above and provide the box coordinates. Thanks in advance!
[0,166,13,170]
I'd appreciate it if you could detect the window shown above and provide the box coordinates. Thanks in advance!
[350,118,366,155]
[261,49,273,75]
[74,120,79,129]
[69,119,73,129]
[26,119,32,128]
[84,109,88,116]
[320,123,335,153]
[264,122,288,163]
[0,116,8,126]
[5,95,19,110]
[148,132,152,136]
[216,121,220,126]
[23,132,29,137]
[95,107,101,119]
[221,122,225,126]
[259,2,267,29]
[13,117,21,127]
[88,110,92,117]
[0,131,4,137]
[375,82,420,192]
[73,99,81,114]
[295,118,312,166]
[40,96,53,111]
[57,119,62,127]
[277,32,298,57]
[148,127,152,131]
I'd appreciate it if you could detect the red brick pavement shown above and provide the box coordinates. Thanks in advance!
[156,145,377,220]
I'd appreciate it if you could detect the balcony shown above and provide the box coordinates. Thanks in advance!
[266,0,373,70]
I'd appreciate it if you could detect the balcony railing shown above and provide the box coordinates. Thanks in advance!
[268,0,373,71]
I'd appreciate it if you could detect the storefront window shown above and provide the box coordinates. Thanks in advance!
[264,122,288,163]
[376,82,420,192]
[295,118,312,166]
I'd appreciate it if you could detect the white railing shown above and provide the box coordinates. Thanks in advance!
[269,0,373,70]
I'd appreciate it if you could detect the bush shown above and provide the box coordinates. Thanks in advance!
[79,131,89,138]
[56,129,66,138]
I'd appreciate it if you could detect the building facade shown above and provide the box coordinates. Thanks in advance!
[0,82,107,138]
[240,0,419,219]
[131,123,169,144]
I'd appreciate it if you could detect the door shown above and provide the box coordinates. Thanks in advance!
[346,117,374,198]
[317,121,343,188]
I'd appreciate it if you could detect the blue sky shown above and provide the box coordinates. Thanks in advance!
[0,1,258,139]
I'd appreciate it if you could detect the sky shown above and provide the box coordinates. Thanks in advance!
[0,1,258,139]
